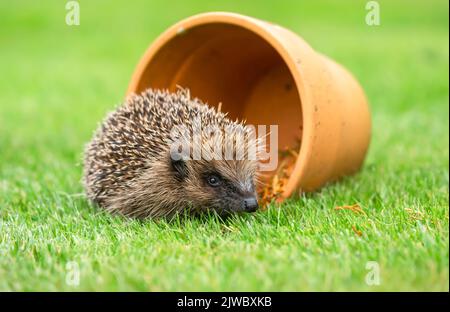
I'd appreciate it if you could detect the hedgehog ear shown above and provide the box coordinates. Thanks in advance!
[171,158,188,180]
[170,148,189,180]
[169,140,190,180]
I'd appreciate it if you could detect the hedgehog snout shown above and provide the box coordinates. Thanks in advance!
[230,190,259,213]
[213,192,259,214]
[242,196,259,212]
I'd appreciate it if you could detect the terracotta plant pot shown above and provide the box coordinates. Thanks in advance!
[126,12,371,200]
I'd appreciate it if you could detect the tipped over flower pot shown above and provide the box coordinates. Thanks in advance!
[127,12,371,201]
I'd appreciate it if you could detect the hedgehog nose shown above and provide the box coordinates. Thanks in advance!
[243,197,259,212]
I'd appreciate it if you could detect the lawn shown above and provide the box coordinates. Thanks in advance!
[0,0,448,291]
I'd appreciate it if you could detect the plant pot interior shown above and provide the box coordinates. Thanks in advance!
[133,23,303,183]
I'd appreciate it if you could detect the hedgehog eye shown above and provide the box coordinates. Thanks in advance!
[206,174,221,187]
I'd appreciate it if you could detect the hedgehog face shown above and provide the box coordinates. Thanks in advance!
[171,157,259,215]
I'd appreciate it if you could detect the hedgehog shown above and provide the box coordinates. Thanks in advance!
[83,88,260,219]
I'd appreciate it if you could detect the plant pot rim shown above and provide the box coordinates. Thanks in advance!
[128,11,320,199]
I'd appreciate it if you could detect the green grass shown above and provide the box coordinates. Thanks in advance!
[0,0,448,291]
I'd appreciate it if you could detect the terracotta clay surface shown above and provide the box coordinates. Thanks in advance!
[127,12,371,199]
